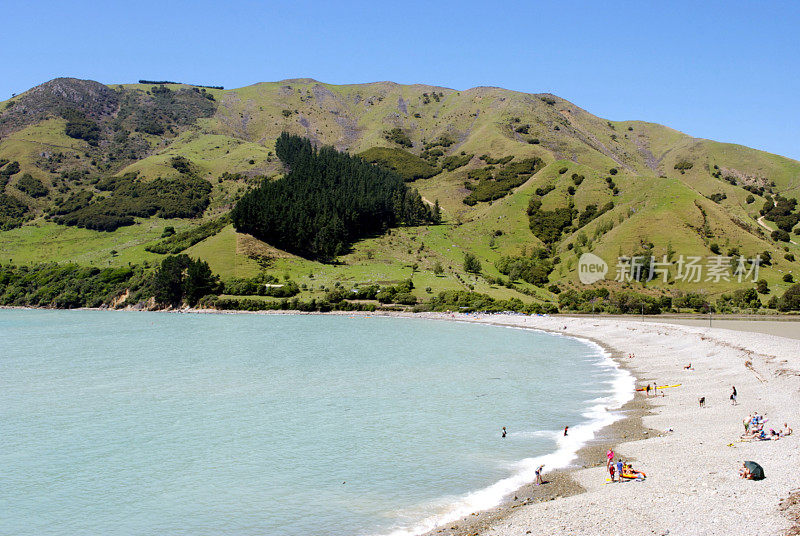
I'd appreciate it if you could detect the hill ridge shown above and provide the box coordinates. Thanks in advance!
[0,75,798,309]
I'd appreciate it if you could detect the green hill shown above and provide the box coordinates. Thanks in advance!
[1,77,799,312]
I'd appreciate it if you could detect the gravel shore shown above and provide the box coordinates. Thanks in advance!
[422,314,800,536]
[423,394,657,536]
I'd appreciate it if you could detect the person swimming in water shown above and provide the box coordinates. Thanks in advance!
[502,427,507,438]
[564,425,569,436]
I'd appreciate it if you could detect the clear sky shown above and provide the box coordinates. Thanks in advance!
[3,1,798,159]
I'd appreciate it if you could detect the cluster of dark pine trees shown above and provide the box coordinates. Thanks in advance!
[232,133,440,261]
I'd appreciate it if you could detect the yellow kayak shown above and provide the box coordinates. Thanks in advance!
[636,384,681,391]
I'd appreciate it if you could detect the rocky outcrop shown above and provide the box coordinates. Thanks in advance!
[0,78,119,136]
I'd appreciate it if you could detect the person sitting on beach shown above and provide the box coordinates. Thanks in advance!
[739,462,764,480]
[739,463,751,479]
[623,462,646,480]
[684,363,693,370]
[755,430,772,441]
[746,426,767,439]
[782,423,793,436]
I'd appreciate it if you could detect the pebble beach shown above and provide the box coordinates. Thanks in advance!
[418,313,800,536]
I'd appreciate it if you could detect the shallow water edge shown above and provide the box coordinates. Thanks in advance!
[3,306,645,536]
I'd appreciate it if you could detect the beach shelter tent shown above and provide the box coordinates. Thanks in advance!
[744,461,765,480]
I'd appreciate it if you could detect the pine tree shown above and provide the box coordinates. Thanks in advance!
[232,134,436,261]
[152,254,219,307]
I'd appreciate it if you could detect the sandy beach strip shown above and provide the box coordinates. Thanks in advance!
[419,313,800,536]
[566,313,800,341]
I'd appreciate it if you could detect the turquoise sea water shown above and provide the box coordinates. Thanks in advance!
[0,310,630,536]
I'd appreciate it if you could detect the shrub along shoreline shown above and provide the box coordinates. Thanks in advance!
[2,258,799,313]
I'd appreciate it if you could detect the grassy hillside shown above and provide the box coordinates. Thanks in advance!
[1,77,799,311]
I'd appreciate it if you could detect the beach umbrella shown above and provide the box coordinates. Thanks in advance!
[744,460,765,480]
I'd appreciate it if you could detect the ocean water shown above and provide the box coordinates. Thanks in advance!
[0,310,632,536]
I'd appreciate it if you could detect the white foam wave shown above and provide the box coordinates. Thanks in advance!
[376,332,635,536]
[510,429,560,440]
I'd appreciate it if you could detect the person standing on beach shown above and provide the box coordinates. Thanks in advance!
[535,465,544,485]
[730,386,738,405]
[608,462,616,482]
[616,459,624,482]
[646,384,651,397]
[606,449,614,468]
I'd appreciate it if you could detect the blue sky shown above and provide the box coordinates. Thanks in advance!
[3,1,798,159]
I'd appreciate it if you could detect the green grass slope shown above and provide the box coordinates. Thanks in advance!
[1,77,799,308]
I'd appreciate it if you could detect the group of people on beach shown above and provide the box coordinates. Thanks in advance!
[605,449,645,482]
[740,412,792,441]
